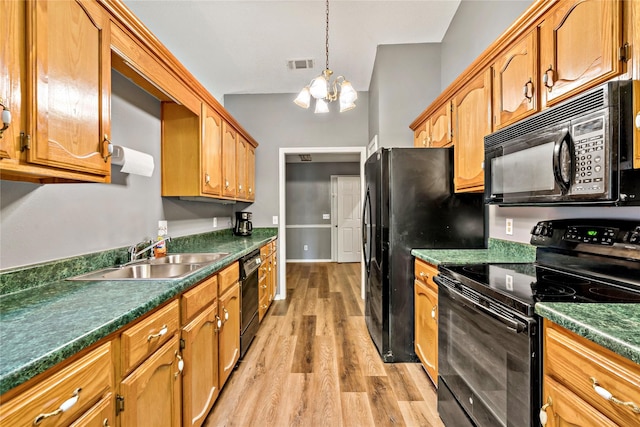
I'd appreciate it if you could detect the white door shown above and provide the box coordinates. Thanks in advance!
[337,176,362,263]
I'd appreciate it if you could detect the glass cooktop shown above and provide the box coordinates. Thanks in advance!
[439,263,640,316]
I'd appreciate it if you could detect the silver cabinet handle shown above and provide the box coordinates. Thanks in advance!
[103,418,110,427]
[543,65,554,92]
[249,187,253,194]
[419,271,427,278]
[33,388,82,425]
[174,352,184,378]
[539,397,552,426]
[225,180,229,188]
[147,325,168,342]
[205,173,210,184]
[223,307,229,322]
[591,377,640,413]
[214,314,222,332]
[431,306,437,320]
[523,78,533,101]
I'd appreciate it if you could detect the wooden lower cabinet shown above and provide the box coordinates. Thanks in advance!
[0,342,114,427]
[182,302,220,427]
[541,320,640,427]
[119,335,182,427]
[68,394,114,427]
[218,282,240,389]
[414,259,439,386]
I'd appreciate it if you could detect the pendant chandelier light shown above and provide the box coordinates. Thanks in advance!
[294,0,358,113]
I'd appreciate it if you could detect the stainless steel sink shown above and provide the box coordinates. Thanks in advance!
[68,252,229,281]
[147,253,229,265]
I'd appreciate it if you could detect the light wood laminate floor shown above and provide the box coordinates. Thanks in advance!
[204,262,444,427]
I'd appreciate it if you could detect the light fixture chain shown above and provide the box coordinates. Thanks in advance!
[325,0,329,71]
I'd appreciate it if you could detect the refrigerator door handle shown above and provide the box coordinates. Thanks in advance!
[362,187,372,273]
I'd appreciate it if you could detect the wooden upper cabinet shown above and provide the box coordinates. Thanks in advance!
[413,120,429,147]
[452,69,492,193]
[235,135,247,200]
[492,29,538,129]
[202,104,222,197]
[539,0,624,108]
[221,122,237,198]
[429,101,453,148]
[247,144,255,201]
[28,0,111,176]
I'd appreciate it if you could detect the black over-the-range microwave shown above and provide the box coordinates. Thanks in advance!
[484,80,640,206]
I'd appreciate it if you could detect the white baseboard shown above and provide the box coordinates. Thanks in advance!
[286,259,333,263]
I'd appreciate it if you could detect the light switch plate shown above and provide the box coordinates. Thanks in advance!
[323,213,330,220]
[213,217,217,228]
[272,216,278,225]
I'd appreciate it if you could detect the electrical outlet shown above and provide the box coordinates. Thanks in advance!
[505,274,513,291]
[272,216,278,225]
[506,218,514,235]
[213,217,217,228]
[303,245,308,251]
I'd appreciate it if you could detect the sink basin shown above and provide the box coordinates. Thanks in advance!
[148,253,229,265]
[68,252,229,281]
[69,263,205,281]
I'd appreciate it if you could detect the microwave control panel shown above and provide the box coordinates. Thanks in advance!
[571,116,606,195]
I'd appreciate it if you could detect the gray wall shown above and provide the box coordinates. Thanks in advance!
[285,162,359,260]
[440,0,532,90]
[369,43,442,147]
[0,71,234,269]
[440,0,640,242]
[223,93,369,228]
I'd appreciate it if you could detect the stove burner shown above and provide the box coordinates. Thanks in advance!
[535,284,577,298]
[541,274,591,286]
[588,287,640,302]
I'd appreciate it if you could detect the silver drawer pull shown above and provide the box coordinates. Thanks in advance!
[431,306,437,319]
[147,325,168,342]
[591,377,640,413]
[33,388,82,425]
[419,272,427,279]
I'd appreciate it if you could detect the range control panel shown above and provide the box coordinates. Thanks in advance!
[530,219,640,249]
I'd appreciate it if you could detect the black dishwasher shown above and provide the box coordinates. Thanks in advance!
[239,249,261,358]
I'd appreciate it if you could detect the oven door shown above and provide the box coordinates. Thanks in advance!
[436,276,538,427]
[485,124,574,205]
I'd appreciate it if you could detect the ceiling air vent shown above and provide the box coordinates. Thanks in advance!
[287,59,314,70]
[299,154,312,162]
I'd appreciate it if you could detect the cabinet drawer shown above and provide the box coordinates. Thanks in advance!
[260,244,271,260]
[258,292,269,322]
[218,262,239,295]
[121,300,180,375]
[544,321,640,426]
[0,342,113,427]
[259,275,268,301]
[181,274,218,324]
[415,259,438,290]
[68,393,114,427]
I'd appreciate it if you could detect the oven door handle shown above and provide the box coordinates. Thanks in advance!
[437,277,527,334]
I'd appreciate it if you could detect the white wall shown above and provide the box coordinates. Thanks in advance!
[0,72,234,269]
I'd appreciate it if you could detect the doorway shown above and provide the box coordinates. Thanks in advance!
[278,147,367,301]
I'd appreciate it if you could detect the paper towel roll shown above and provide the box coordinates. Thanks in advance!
[111,145,155,177]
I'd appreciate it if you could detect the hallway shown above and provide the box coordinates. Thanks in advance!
[204,262,443,426]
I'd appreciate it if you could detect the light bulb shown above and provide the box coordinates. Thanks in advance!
[309,75,328,99]
[314,98,329,113]
[294,87,311,109]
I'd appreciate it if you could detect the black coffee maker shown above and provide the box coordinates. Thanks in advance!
[233,212,253,236]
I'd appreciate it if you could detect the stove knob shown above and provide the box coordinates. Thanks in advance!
[630,232,640,244]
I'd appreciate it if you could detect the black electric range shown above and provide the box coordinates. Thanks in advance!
[434,218,640,427]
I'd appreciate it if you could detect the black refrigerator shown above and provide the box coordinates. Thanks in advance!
[362,147,486,362]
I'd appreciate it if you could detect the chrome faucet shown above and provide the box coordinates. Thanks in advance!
[127,236,172,263]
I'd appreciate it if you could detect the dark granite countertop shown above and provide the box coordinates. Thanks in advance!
[536,303,640,365]
[412,238,536,265]
[0,229,277,396]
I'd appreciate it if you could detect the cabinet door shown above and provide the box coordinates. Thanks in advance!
[270,249,277,303]
[218,283,240,389]
[247,144,255,201]
[201,104,222,196]
[429,102,452,148]
[0,0,24,163]
[453,69,492,192]
[413,120,429,147]
[27,0,111,176]
[221,122,236,198]
[68,393,114,427]
[235,135,247,200]
[493,30,538,129]
[182,303,220,427]
[414,280,438,385]
[539,0,623,108]
[120,335,182,427]
[542,376,617,427]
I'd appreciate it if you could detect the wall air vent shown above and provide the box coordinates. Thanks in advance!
[299,154,312,162]
[287,59,314,70]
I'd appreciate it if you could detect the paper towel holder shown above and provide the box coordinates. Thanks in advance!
[103,135,113,162]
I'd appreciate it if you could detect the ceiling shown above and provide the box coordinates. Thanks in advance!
[121,0,462,102]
